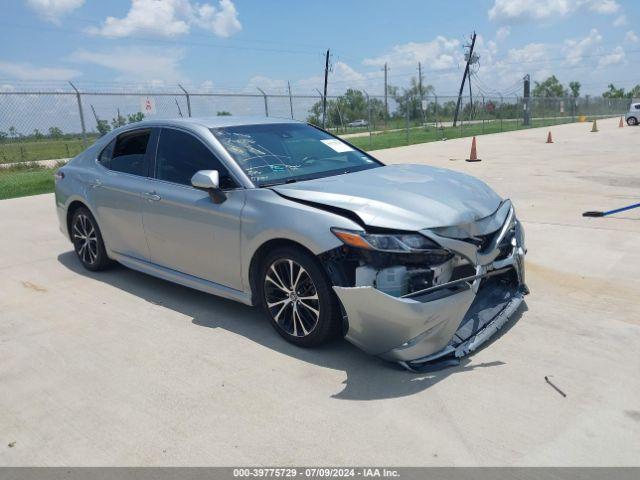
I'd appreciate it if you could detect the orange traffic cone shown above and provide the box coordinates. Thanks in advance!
[619,116,624,128]
[546,131,553,143]
[466,136,481,162]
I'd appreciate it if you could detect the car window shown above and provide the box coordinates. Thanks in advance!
[155,128,236,189]
[635,104,640,110]
[109,129,150,176]
[98,138,116,168]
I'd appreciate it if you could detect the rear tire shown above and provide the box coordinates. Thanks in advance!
[71,207,112,271]
[627,116,638,126]
[257,246,341,347]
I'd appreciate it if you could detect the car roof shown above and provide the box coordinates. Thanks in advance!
[126,116,304,129]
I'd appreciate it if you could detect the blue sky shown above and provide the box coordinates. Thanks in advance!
[0,0,639,96]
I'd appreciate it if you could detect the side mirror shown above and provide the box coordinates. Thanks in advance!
[191,170,227,204]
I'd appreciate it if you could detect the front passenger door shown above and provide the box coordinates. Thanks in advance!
[141,127,245,291]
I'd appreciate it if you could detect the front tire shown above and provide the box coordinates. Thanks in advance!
[71,207,112,271]
[627,116,638,126]
[257,246,341,347]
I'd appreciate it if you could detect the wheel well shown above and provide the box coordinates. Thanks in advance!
[248,238,318,304]
[66,200,88,238]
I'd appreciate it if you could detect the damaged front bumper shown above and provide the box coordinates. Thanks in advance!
[333,201,527,371]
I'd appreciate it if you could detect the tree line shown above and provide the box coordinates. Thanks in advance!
[306,75,638,128]
[532,75,640,99]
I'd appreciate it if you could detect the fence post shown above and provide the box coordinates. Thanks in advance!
[482,96,485,134]
[257,88,269,117]
[287,81,294,119]
[69,82,87,147]
[178,84,192,117]
[434,95,438,127]
[405,107,410,145]
[314,89,324,128]
[363,90,372,149]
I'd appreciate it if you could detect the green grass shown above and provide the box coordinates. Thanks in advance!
[347,117,579,151]
[0,164,59,200]
[0,136,97,164]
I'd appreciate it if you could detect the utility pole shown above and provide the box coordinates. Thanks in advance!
[523,74,531,126]
[453,31,477,127]
[322,49,330,129]
[383,62,389,118]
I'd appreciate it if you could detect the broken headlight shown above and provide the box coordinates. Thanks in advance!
[331,228,444,253]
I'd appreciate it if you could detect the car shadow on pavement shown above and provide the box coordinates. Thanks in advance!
[58,251,526,401]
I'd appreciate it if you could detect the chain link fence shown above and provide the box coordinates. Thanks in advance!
[0,83,632,164]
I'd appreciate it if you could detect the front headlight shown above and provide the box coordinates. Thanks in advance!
[331,228,443,253]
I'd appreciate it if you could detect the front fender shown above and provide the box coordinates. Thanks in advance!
[240,189,361,296]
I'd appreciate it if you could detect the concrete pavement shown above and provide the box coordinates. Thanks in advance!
[1,117,639,466]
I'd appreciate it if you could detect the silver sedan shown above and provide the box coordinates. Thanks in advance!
[54,117,527,371]
[626,102,640,126]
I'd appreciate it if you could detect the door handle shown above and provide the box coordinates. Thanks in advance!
[143,192,161,201]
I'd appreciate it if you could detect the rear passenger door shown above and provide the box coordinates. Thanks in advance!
[91,128,156,261]
[141,127,245,290]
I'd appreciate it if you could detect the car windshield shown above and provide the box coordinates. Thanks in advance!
[210,123,382,186]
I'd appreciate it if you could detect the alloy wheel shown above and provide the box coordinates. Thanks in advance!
[263,258,320,337]
[73,214,99,265]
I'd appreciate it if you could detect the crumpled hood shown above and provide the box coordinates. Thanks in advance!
[271,164,502,231]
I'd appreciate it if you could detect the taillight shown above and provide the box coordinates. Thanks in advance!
[54,171,65,181]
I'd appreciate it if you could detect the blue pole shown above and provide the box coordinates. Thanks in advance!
[602,202,640,216]
[583,202,640,217]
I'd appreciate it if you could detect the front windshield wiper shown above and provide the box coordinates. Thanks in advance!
[260,178,298,187]
[260,168,361,187]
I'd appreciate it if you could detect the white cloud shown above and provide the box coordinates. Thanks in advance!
[0,60,80,80]
[564,28,602,65]
[588,0,620,14]
[485,43,550,91]
[191,0,241,37]
[199,79,215,92]
[613,15,628,26]
[246,75,287,93]
[488,0,574,22]
[503,43,548,64]
[598,46,625,67]
[26,0,84,23]
[87,0,241,38]
[362,37,461,69]
[297,61,377,94]
[625,30,639,43]
[70,47,185,82]
[488,0,620,23]
[495,26,511,41]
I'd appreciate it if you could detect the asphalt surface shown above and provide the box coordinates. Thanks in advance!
[1,117,639,466]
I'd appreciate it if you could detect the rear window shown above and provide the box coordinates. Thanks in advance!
[101,129,151,176]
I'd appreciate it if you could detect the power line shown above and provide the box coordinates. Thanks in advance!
[0,21,325,57]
